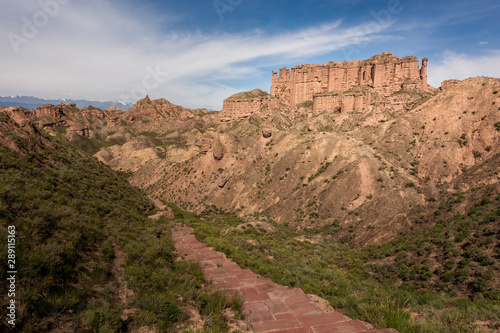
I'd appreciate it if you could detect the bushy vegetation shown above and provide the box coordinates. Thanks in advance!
[365,201,499,297]
[0,120,238,332]
[308,161,331,182]
[176,196,499,332]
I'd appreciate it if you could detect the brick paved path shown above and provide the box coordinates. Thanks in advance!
[172,225,399,333]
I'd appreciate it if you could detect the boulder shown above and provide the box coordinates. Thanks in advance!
[307,121,316,132]
[262,128,272,138]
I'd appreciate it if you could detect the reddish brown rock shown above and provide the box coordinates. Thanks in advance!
[0,108,53,154]
[125,95,185,121]
[106,117,121,127]
[440,79,461,91]
[313,90,371,113]
[220,89,271,121]
[35,104,65,118]
[272,52,426,108]
[81,106,109,120]
[124,96,206,122]
[220,52,432,121]
[213,137,225,160]
[217,176,231,188]
[271,67,292,105]
[262,127,272,138]
[104,106,125,112]
[201,132,214,154]
[5,107,36,132]
[68,126,90,137]
[307,121,316,132]
[420,57,429,89]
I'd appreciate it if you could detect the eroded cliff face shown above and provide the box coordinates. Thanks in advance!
[220,52,434,121]
[129,76,499,246]
[278,52,426,105]
[440,79,461,91]
[220,89,271,122]
[0,107,52,154]
[125,95,185,120]
[8,73,498,247]
[36,103,66,118]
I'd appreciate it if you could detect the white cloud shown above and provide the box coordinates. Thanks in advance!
[479,41,489,45]
[0,0,394,109]
[428,50,500,87]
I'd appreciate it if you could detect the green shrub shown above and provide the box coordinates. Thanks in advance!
[230,292,245,319]
[308,162,331,182]
[83,300,123,333]
[134,292,183,329]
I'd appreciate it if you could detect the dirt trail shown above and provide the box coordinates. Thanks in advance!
[110,239,136,322]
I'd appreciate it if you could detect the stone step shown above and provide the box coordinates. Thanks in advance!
[171,224,400,333]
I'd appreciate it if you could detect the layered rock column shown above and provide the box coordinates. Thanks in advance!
[220,52,431,121]
[35,104,65,118]
[420,57,429,89]
[272,52,426,109]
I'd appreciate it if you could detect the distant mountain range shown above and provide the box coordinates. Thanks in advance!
[0,95,134,110]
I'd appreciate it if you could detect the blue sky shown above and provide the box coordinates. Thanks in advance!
[1,0,499,109]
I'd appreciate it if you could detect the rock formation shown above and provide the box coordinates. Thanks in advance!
[81,106,108,119]
[35,104,65,118]
[201,132,214,154]
[220,52,433,121]
[262,127,272,138]
[0,108,52,154]
[272,51,429,110]
[212,136,225,160]
[312,89,371,114]
[220,89,271,121]
[68,126,90,137]
[125,95,184,120]
[420,57,429,89]
[128,76,499,251]
[440,79,461,91]
[124,95,207,122]
[105,106,125,112]
[4,107,36,132]
[307,121,316,132]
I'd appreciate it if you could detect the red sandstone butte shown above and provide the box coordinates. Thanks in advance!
[220,52,432,121]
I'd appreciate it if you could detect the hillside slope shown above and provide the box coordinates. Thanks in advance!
[127,77,499,245]
[11,77,498,247]
[0,110,242,332]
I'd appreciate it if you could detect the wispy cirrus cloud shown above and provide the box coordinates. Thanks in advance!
[0,0,394,109]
